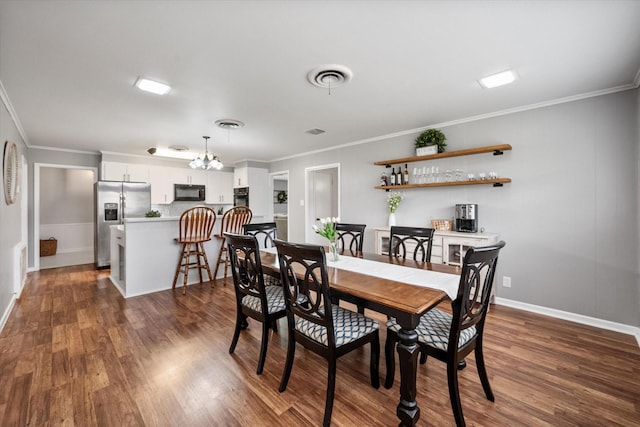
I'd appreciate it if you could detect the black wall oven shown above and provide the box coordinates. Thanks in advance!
[233,187,249,207]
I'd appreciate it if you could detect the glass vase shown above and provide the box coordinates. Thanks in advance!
[329,240,339,262]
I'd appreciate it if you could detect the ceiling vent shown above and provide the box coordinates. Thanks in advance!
[306,128,326,135]
[307,64,353,89]
[215,119,245,129]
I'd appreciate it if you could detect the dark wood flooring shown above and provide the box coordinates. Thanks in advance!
[0,264,638,426]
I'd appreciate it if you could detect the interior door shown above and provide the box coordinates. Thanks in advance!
[307,166,339,245]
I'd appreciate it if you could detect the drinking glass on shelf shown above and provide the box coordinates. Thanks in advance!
[467,173,475,181]
[454,169,463,181]
[421,166,427,184]
[478,172,486,180]
[444,169,453,182]
[489,171,498,179]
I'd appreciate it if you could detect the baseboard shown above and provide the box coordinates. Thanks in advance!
[495,297,640,348]
[0,294,17,335]
[56,246,93,254]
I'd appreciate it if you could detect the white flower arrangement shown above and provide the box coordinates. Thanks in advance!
[312,216,340,241]
[387,192,403,213]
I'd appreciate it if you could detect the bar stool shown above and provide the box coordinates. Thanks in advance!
[172,206,216,295]
[214,206,252,283]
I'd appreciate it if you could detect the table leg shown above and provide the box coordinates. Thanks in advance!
[396,327,420,427]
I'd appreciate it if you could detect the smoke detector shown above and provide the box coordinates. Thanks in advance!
[307,64,353,89]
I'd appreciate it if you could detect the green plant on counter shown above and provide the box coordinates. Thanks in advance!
[415,128,447,153]
[145,210,161,218]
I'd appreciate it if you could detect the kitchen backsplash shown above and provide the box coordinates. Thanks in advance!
[151,201,230,217]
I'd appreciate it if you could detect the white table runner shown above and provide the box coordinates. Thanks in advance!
[263,247,459,299]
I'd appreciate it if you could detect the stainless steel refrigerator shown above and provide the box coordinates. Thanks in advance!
[94,181,151,269]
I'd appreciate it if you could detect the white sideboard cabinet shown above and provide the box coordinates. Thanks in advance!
[374,227,499,266]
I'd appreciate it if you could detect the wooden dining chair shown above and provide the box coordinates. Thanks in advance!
[225,233,287,375]
[275,240,380,427]
[172,206,216,295]
[214,206,252,283]
[335,223,366,252]
[243,222,281,286]
[243,222,278,249]
[384,241,506,427]
[389,225,435,262]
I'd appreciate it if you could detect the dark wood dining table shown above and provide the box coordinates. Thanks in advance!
[258,248,461,427]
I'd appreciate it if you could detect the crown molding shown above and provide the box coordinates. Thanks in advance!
[269,83,640,163]
[0,79,31,147]
[30,145,99,155]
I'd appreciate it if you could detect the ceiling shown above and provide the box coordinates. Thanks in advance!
[1,1,639,165]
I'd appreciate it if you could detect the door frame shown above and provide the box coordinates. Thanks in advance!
[304,163,340,243]
[269,170,289,239]
[33,163,98,271]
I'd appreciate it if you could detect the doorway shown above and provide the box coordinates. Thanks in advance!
[305,164,340,244]
[33,163,97,270]
[270,170,289,241]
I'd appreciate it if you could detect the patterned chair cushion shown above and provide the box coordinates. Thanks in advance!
[241,285,286,314]
[295,305,379,347]
[263,273,281,287]
[387,308,476,351]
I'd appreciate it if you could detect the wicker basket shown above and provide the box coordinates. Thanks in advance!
[40,238,58,257]
[431,219,452,231]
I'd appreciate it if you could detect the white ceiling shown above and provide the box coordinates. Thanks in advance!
[1,1,639,165]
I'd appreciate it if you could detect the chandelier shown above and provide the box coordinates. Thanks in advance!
[189,136,223,170]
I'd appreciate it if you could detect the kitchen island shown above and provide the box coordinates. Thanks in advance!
[109,216,225,298]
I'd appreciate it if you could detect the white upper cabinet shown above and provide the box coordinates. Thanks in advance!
[149,165,174,204]
[234,166,249,188]
[172,168,207,186]
[206,171,234,204]
[102,162,149,182]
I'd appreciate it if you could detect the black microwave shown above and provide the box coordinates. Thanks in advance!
[174,184,205,201]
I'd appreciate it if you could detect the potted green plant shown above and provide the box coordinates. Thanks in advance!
[415,129,447,156]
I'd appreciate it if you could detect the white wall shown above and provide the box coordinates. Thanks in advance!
[40,168,93,224]
[0,91,27,330]
[271,89,639,327]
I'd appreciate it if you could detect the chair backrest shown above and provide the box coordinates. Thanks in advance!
[225,233,268,311]
[275,240,335,344]
[450,241,506,350]
[220,206,253,235]
[178,206,216,242]
[389,226,435,262]
[335,223,366,252]
[243,222,278,249]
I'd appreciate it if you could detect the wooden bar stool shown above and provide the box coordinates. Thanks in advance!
[214,206,252,283]
[172,206,216,295]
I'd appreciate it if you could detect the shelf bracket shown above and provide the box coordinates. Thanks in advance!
[493,150,504,156]
[385,164,391,168]
[492,183,503,187]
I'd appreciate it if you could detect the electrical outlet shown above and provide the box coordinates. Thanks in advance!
[502,276,511,288]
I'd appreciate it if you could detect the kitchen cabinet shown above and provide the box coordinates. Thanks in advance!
[149,165,174,204]
[206,171,234,204]
[171,168,207,186]
[102,162,150,182]
[374,227,443,264]
[234,166,249,188]
[233,166,270,215]
[373,144,512,190]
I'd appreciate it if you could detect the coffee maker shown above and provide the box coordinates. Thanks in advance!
[454,204,478,233]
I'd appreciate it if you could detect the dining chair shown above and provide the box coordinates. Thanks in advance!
[225,233,287,375]
[335,223,366,252]
[389,225,435,262]
[384,241,506,427]
[172,206,216,295]
[214,206,252,283]
[275,240,380,427]
[243,222,281,286]
[243,222,278,249]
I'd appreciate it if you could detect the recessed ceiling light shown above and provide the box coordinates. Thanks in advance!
[134,77,171,95]
[478,70,517,89]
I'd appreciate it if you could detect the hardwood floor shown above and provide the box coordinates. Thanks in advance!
[1,264,638,426]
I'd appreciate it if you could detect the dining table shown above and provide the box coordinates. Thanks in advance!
[258,247,461,427]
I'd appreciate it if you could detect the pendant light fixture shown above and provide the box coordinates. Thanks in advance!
[189,136,223,170]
